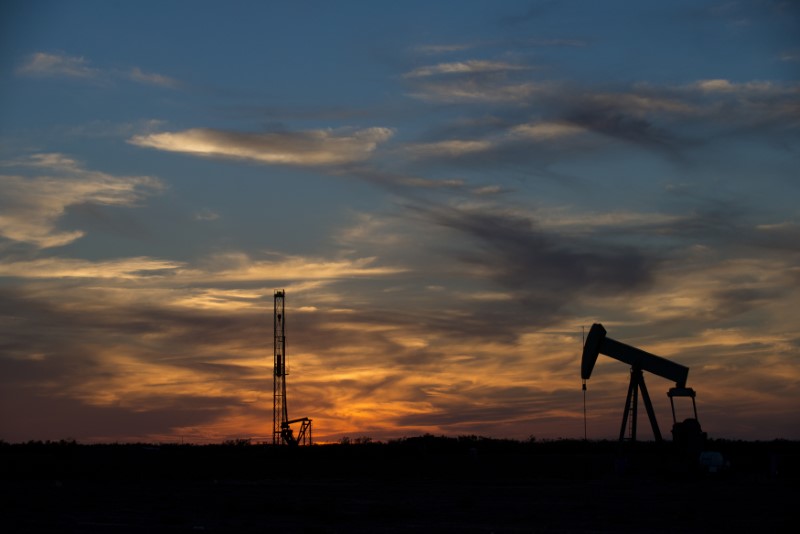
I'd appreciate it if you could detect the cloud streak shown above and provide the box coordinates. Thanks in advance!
[16,52,99,80]
[417,204,656,315]
[16,51,179,88]
[130,127,394,166]
[404,60,530,78]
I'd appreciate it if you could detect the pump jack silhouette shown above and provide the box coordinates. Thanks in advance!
[581,323,705,448]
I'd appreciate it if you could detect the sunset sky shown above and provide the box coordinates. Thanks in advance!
[1,0,798,444]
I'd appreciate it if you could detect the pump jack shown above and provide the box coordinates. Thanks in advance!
[581,323,705,447]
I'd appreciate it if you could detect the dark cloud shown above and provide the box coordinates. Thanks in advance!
[628,204,800,258]
[416,204,656,311]
[753,223,800,252]
[565,106,689,157]
[390,384,580,435]
[0,289,263,442]
[401,67,799,174]
[0,390,233,443]
[711,287,781,317]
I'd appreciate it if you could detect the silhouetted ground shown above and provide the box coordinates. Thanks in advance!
[1,437,796,532]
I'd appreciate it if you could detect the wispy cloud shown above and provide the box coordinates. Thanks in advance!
[0,251,404,284]
[402,120,588,163]
[340,167,467,191]
[130,127,394,166]
[417,203,656,306]
[406,139,494,158]
[399,74,800,168]
[780,50,800,62]
[509,121,587,140]
[190,252,406,282]
[413,43,474,55]
[193,209,220,222]
[127,67,180,88]
[407,77,550,103]
[17,51,179,89]
[0,257,180,279]
[404,60,530,78]
[403,56,551,103]
[16,52,99,80]
[0,154,164,248]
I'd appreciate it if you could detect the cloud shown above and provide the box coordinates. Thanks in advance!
[564,106,685,154]
[344,166,467,191]
[419,204,656,305]
[0,154,164,248]
[509,121,587,140]
[403,66,799,163]
[319,202,662,347]
[5,41,800,443]
[780,50,800,62]
[1,205,797,442]
[404,60,530,78]
[16,52,99,80]
[0,284,264,442]
[127,67,180,88]
[406,139,494,158]
[471,185,507,196]
[0,247,411,442]
[408,79,550,103]
[17,51,179,89]
[194,209,220,222]
[130,127,394,166]
[400,119,589,165]
[60,119,168,139]
[190,252,406,282]
[0,257,180,279]
[413,43,474,55]
[403,56,551,103]
[0,388,232,443]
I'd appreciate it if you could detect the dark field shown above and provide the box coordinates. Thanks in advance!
[1,437,796,533]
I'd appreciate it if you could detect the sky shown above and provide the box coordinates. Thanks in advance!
[1,0,798,444]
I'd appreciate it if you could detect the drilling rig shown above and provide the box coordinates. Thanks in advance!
[581,323,705,452]
[273,290,312,446]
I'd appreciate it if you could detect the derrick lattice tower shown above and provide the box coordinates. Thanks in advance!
[272,290,312,446]
[273,290,288,444]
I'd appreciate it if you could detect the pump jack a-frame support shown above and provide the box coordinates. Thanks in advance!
[620,366,662,441]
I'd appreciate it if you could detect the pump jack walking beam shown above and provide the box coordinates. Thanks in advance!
[582,324,688,387]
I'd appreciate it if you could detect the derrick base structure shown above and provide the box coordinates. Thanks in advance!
[273,290,312,446]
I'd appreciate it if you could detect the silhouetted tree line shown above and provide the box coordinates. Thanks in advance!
[1,436,797,482]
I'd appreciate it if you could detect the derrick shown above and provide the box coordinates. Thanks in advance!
[273,290,312,446]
